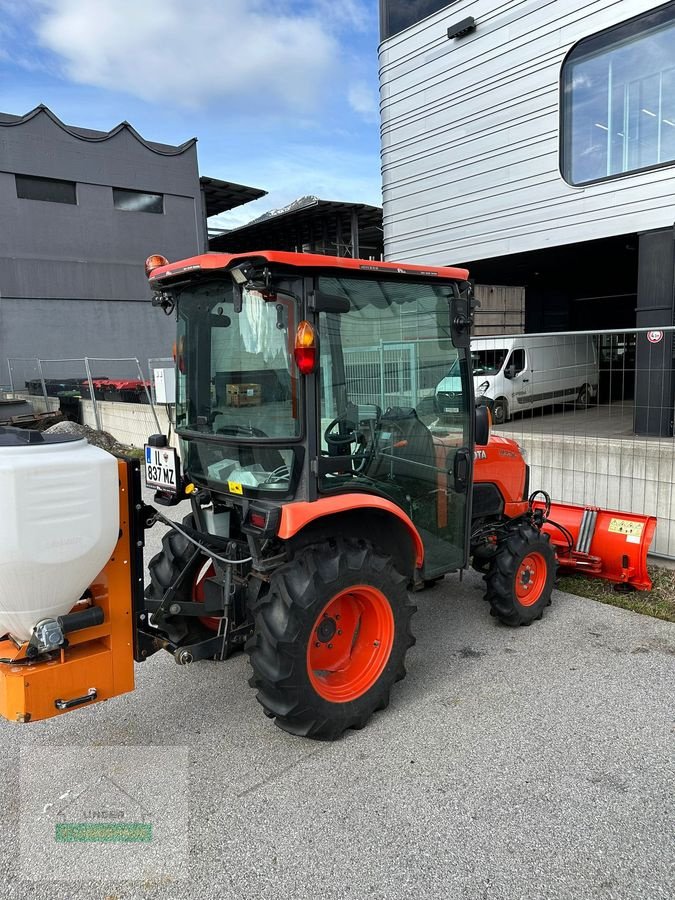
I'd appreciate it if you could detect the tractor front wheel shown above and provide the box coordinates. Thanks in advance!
[485,524,556,626]
[247,538,416,740]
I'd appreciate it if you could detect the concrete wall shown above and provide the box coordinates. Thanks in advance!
[74,399,675,558]
[80,400,177,451]
[379,0,675,264]
[507,430,675,559]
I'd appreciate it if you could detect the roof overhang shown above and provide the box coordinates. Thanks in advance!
[209,198,383,253]
[200,177,267,217]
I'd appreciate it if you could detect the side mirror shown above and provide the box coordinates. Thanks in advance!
[504,365,516,380]
[475,404,491,446]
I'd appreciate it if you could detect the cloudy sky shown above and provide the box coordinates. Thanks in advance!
[0,0,381,228]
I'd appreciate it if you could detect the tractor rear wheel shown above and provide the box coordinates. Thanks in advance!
[247,538,416,740]
[485,524,556,626]
[145,515,221,636]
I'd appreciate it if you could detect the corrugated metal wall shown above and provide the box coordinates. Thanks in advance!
[473,284,525,335]
[0,109,202,366]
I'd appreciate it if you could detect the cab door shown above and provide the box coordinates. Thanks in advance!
[315,275,474,578]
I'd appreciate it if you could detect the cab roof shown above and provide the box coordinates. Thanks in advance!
[148,250,469,284]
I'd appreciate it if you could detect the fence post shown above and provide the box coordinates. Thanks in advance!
[379,342,385,410]
[36,358,48,409]
[7,360,14,394]
[84,357,102,432]
[135,358,162,435]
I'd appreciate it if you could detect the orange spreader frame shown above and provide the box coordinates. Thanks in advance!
[0,459,136,723]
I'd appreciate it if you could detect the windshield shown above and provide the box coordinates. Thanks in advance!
[445,348,508,377]
[175,278,300,439]
[469,349,507,376]
[173,277,302,496]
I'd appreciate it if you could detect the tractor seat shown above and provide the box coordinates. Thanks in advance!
[369,407,437,487]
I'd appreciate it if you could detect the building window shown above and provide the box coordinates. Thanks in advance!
[15,175,76,204]
[562,3,675,185]
[113,188,164,213]
[380,0,455,40]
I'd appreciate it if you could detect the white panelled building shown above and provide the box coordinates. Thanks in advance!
[379,0,675,435]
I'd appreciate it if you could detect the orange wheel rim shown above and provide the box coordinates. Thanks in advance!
[515,552,547,606]
[307,585,395,703]
[194,561,219,630]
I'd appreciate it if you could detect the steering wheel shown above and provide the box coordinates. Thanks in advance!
[324,416,356,450]
[324,415,375,474]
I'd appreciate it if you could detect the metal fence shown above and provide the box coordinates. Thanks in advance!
[344,343,418,409]
[346,327,675,558]
[5,328,674,556]
[470,327,675,559]
[5,355,162,445]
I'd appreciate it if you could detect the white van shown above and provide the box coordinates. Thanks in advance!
[436,335,599,424]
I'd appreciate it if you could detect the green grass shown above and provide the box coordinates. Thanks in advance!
[557,565,675,623]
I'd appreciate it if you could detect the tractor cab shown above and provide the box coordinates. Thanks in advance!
[149,252,476,582]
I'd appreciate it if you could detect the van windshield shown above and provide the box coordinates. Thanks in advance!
[470,349,507,376]
[446,349,507,377]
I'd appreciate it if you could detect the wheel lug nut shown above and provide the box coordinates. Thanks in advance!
[328,643,333,649]
[315,642,320,647]
[337,630,342,635]
[374,640,380,647]
[335,614,340,620]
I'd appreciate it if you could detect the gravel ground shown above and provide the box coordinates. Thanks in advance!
[0,494,673,900]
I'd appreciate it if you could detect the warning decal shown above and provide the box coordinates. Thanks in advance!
[608,518,644,538]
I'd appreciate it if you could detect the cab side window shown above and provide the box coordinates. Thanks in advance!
[507,349,526,376]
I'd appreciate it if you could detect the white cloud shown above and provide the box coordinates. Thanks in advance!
[348,81,378,123]
[33,0,340,111]
[312,0,373,32]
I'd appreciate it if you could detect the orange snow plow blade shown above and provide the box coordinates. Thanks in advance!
[533,501,656,591]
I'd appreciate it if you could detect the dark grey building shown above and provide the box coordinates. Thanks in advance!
[0,105,265,368]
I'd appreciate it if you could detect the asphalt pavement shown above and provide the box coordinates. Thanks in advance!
[0,498,673,900]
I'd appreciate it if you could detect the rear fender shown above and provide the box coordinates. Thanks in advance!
[278,497,424,578]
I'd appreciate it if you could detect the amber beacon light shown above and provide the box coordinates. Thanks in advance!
[145,254,169,277]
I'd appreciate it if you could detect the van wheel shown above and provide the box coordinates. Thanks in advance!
[575,384,593,409]
[492,398,508,425]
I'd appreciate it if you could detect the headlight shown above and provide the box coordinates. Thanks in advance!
[476,380,490,395]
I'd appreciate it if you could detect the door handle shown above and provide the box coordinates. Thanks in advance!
[522,378,529,382]
[453,447,471,494]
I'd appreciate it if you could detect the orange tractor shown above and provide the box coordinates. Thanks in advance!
[0,252,655,738]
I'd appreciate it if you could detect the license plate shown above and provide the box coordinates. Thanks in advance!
[444,407,459,413]
[144,445,179,493]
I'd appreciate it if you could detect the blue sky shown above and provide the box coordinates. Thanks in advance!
[0,0,382,229]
